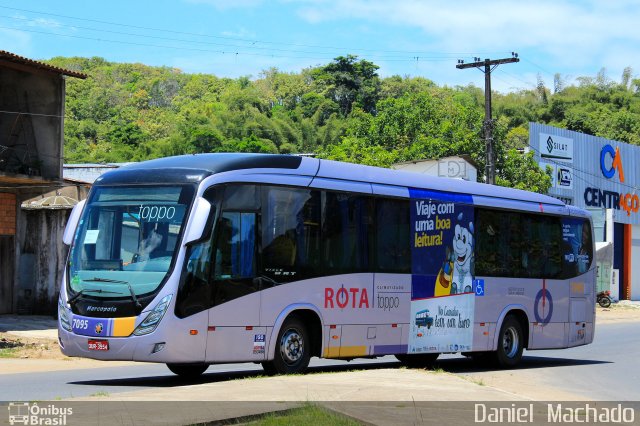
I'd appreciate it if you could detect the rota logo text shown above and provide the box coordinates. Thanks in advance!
[325,285,369,309]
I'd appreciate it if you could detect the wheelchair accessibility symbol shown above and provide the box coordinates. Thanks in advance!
[473,279,484,296]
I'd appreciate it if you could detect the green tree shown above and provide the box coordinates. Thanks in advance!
[311,55,380,116]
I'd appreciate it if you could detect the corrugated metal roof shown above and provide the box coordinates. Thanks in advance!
[0,50,87,79]
[21,195,78,210]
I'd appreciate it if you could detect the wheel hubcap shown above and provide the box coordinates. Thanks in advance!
[280,328,303,364]
[502,326,519,358]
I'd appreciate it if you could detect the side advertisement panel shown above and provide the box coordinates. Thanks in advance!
[408,189,476,354]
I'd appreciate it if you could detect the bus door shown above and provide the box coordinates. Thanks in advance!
[205,186,265,363]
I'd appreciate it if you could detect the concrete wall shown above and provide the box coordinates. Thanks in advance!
[0,65,64,179]
[392,156,478,182]
[15,207,70,315]
[0,63,68,314]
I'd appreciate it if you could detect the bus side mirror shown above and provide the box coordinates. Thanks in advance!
[62,199,86,245]
[183,197,212,245]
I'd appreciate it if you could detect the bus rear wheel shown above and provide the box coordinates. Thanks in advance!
[264,316,310,375]
[166,363,209,378]
[395,353,439,368]
[493,316,524,368]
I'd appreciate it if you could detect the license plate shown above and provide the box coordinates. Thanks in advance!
[88,339,109,351]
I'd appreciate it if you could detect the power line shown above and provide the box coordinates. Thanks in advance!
[0,143,65,162]
[2,13,447,59]
[0,23,469,63]
[0,5,513,58]
[496,69,536,89]
[522,58,556,79]
[0,109,63,119]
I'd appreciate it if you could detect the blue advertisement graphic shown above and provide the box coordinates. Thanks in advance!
[408,189,476,354]
[409,189,474,300]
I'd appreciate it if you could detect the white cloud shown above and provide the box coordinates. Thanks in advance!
[28,18,62,30]
[221,27,257,39]
[289,0,640,72]
[10,13,63,30]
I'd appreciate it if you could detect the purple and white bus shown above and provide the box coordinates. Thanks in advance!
[58,153,595,377]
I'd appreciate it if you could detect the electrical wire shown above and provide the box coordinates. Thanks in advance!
[0,109,63,119]
[0,5,513,58]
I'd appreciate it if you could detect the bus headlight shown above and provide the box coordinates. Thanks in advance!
[58,298,72,332]
[133,294,172,336]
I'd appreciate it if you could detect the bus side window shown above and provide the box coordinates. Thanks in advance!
[261,186,321,283]
[214,213,256,280]
[561,217,593,278]
[375,198,410,273]
[211,211,259,306]
[321,192,373,275]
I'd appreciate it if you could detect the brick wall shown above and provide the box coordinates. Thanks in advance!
[0,193,16,235]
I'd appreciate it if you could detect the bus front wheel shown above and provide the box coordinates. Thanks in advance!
[166,363,209,378]
[494,316,524,368]
[264,316,310,375]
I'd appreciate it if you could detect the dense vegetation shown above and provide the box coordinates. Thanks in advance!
[48,56,640,193]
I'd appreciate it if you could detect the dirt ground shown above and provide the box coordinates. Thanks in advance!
[595,301,640,323]
[0,331,63,360]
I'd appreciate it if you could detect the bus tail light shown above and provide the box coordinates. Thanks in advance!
[133,294,173,336]
[58,297,72,332]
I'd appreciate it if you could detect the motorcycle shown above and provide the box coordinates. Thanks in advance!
[597,290,612,308]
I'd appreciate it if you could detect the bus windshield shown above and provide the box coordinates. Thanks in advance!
[67,185,194,299]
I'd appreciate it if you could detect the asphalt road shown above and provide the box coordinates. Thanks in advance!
[439,321,640,400]
[1,321,636,401]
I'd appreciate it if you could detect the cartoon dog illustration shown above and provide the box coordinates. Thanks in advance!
[451,222,473,294]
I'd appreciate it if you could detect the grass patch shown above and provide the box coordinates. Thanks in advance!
[245,404,361,426]
[89,391,110,397]
[0,338,24,358]
[0,347,21,358]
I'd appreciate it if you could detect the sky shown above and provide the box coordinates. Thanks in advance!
[0,0,639,93]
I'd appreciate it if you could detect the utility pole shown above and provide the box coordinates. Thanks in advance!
[456,53,519,184]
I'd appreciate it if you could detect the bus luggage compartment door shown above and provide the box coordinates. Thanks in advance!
[568,297,588,347]
[324,325,341,358]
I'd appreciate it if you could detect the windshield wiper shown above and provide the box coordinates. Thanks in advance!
[67,288,120,306]
[84,277,143,313]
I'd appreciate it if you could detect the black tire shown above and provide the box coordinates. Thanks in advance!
[493,316,524,368]
[166,363,208,378]
[267,316,311,375]
[395,353,439,369]
[598,296,611,308]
